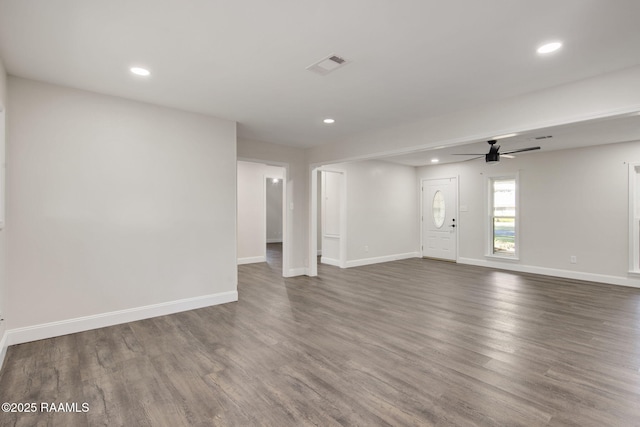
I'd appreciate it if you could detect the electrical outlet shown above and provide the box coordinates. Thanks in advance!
[570,256,577,264]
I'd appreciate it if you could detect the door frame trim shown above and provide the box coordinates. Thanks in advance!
[420,176,459,262]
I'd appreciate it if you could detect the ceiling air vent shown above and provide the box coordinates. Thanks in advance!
[306,54,350,76]
[534,135,553,140]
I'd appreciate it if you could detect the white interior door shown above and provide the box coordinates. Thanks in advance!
[422,178,457,261]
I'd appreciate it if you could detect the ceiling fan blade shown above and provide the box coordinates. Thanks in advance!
[461,155,484,162]
[501,154,515,159]
[501,146,540,155]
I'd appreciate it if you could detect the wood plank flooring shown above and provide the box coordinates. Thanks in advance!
[2,251,640,426]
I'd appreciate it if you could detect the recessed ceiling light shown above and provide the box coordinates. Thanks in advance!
[323,118,335,124]
[537,42,562,54]
[493,133,518,140]
[431,158,439,163]
[130,67,151,76]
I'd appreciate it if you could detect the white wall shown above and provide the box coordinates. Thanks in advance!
[237,138,307,275]
[0,56,7,366]
[266,179,283,243]
[416,139,640,286]
[6,77,238,340]
[237,161,267,263]
[237,160,284,262]
[0,56,6,104]
[328,160,420,267]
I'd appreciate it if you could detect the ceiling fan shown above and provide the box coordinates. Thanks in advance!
[453,140,540,163]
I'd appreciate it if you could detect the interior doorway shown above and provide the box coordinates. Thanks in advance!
[265,176,283,269]
[309,167,346,276]
[319,170,344,267]
[237,160,289,276]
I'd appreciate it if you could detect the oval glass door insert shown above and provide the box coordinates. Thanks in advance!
[432,190,446,228]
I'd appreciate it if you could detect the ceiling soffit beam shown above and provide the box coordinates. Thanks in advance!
[307,65,640,166]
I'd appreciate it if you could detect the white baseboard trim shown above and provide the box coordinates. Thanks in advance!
[320,257,341,267]
[6,291,238,346]
[266,238,283,243]
[345,252,421,268]
[458,257,640,289]
[285,267,307,277]
[237,256,266,265]
[0,330,8,372]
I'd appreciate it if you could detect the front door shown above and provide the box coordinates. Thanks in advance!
[422,178,457,261]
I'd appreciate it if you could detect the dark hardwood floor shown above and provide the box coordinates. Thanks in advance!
[2,251,640,426]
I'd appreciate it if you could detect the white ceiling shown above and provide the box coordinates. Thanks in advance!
[1,0,640,148]
[381,113,640,166]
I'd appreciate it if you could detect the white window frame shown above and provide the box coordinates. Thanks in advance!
[486,173,519,260]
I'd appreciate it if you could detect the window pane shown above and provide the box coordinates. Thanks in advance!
[493,179,515,217]
[491,178,516,256]
[494,217,515,254]
[432,190,446,228]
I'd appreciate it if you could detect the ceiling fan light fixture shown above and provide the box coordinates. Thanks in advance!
[485,152,500,162]
[445,140,541,163]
